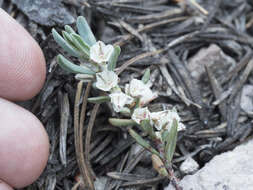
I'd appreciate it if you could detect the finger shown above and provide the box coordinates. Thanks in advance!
[0,9,46,101]
[0,98,49,188]
[0,180,13,190]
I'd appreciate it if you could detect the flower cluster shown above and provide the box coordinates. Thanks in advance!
[88,41,119,92]
[131,106,185,136]
[95,66,184,138]
[52,16,185,141]
[77,38,184,138]
[52,17,185,183]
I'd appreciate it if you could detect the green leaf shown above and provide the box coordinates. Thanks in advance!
[87,96,110,104]
[62,31,78,49]
[165,119,178,163]
[129,129,160,156]
[134,98,141,109]
[152,154,169,177]
[119,107,131,116]
[109,118,136,127]
[52,28,81,57]
[140,120,156,139]
[70,33,90,58]
[141,68,150,84]
[62,32,89,61]
[108,45,121,71]
[76,16,96,46]
[57,55,95,75]
[75,73,94,80]
[161,130,169,143]
[64,25,76,34]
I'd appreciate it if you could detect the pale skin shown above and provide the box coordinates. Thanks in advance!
[0,8,49,190]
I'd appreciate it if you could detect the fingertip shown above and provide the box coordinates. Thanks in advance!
[0,98,49,188]
[0,9,46,101]
[0,180,13,190]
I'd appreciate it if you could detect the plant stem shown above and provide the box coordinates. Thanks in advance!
[74,81,94,190]
[155,140,182,190]
[163,160,182,190]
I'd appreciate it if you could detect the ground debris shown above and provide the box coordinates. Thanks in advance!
[2,0,253,189]
[241,85,253,114]
[11,0,75,26]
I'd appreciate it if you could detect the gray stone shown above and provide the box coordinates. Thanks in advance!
[12,0,75,26]
[94,177,107,190]
[165,140,253,190]
[187,44,235,82]
[241,85,253,114]
[179,157,199,175]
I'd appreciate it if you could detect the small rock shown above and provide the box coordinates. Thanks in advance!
[165,140,253,190]
[187,44,235,82]
[12,0,75,26]
[94,177,107,190]
[241,85,253,113]
[179,157,199,174]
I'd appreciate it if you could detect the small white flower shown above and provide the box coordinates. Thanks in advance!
[109,92,134,112]
[150,110,181,131]
[139,92,158,106]
[95,69,118,91]
[155,122,184,141]
[125,84,130,95]
[165,111,184,132]
[90,41,114,64]
[129,79,148,97]
[150,111,170,130]
[131,107,150,124]
[128,79,158,106]
[178,122,186,131]
[155,131,162,140]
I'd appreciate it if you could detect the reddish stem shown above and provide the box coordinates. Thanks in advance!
[155,141,183,190]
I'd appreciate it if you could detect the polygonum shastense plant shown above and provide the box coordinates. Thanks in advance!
[52,16,185,190]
